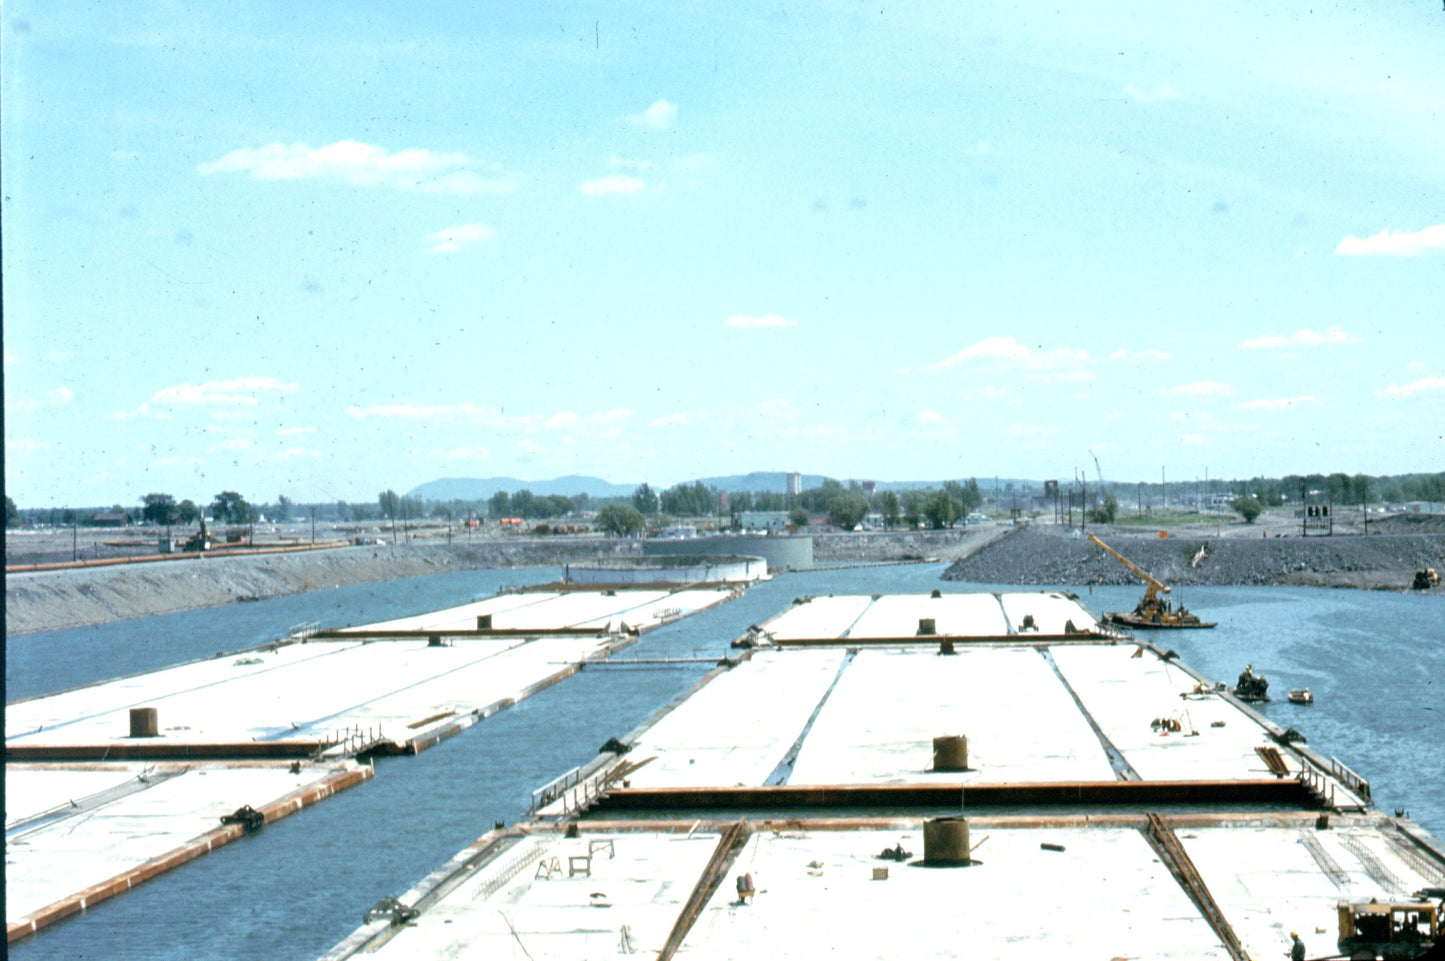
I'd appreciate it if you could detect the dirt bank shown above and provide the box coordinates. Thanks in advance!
[5,538,641,636]
[811,525,1013,564]
[942,525,1445,591]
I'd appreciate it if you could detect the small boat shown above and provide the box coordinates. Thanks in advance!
[1287,688,1314,705]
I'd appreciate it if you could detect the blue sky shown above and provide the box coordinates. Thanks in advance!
[4,1,1442,509]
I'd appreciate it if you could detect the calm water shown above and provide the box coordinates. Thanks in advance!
[7,565,1443,960]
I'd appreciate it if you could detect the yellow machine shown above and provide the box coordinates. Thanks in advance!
[1087,535,1215,629]
[1338,896,1441,959]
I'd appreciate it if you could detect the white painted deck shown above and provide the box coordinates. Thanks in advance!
[6,759,368,933]
[758,592,1102,642]
[789,647,1115,784]
[7,635,617,752]
[331,587,736,635]
[623,650,850,789]
[337,816,1445,960]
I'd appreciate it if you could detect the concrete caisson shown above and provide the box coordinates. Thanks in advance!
[643,534,813,571]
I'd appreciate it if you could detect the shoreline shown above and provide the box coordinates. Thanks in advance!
[7,524,1441,637]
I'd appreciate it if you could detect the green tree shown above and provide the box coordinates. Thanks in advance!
[924,490,957,529]
[5,495,19,528]
[378,490,400,522]
[176,499,201,524]
[788,506,810,528]
[827,492,869,531]
[1090,494,1118,524]
[632,483,659,516]
[1233,495,1262,524]
[141,493,177,525]
[878,490,900,529]
[902,490,925,529]
[275,494,293,521]
[596,504,645,536]
[488,490,511,519]
[211,491,255,524]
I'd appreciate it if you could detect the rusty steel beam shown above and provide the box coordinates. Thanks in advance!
[5,741,328,762]
[596,779,1316,811]
[311,627,606,640]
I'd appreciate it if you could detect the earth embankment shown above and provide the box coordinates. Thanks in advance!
[942,525,1445,591]
[5,538,640,636]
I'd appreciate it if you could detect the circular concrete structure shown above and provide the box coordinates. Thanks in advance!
[565,555,766,585]
[642,534,813,571]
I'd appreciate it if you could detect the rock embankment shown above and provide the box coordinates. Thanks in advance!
[5,538,640,636]
[942,526,1445,590]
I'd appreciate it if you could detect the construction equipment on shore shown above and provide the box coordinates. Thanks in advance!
[1412,569,1439,591]
[1337,891,1442,959]
[1088,534,1215,628]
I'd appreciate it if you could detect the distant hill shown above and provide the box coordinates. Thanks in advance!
[407,475,637,501]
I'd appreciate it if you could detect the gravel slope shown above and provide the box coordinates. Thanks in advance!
[942,525,1445,590]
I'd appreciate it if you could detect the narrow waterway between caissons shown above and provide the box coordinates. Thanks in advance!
[7,564,1442,961]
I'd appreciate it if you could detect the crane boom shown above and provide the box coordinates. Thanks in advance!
[1088,534,1170,601]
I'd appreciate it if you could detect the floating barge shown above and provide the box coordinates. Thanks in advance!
[4,586,740,944]
[322,591,1445,961]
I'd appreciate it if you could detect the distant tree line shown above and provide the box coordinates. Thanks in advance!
[9,471,1441,530]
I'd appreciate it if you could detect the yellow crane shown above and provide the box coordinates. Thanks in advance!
[1087,534,1214,629]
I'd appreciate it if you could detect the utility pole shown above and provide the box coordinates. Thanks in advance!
[310,505,316,545]
[1161,467,1166,508]
[72,511,78,562]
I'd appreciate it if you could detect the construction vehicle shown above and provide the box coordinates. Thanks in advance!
[1337,891,1442,959]
[1411,568,1439,591]
[1088,534,1215,629]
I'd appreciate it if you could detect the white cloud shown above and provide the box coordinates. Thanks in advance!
[1236,396,1317,411]
[1164,381,1234,396]
[257,448,321,463]
[152,376,297,406]
[1180,433,1207,445]
[591,408,636,425]
[426,222,495,254]
[3,345,15,366]
[1123,83,1180,103]
[609,154,653,171]
[209,437,254,452]
[1377,375,1445,398]
[918,409,947,426]
[8,438,50,452]
[276,426,316,436]
[1335,224,1445,257]
[442,446,492,462]
[1110,348,1172,362]
[627,99,677,129]
[545,411,579,429]
[725,314,797,330]
[13,386,74,408]
[650,411,708,428]
[925,336,1091,372]
[1002,424,1063,437]
[46,350,73,363]
[579,175,645,195]
[198,140,515,195]
[1239,326,1360,350]
[346,402,500,421]
[1046,370,1097,384]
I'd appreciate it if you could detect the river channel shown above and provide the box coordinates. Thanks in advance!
[7,564,1442,960]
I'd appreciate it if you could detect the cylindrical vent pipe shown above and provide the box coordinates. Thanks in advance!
[130,707,159,738]
[932,734,969,771]
[923,817,971,865]
[917,618,937,636]
[477,614,493,630]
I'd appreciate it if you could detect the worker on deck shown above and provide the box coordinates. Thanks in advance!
[1289,930,1304,960]
[1238,664,1254,690]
